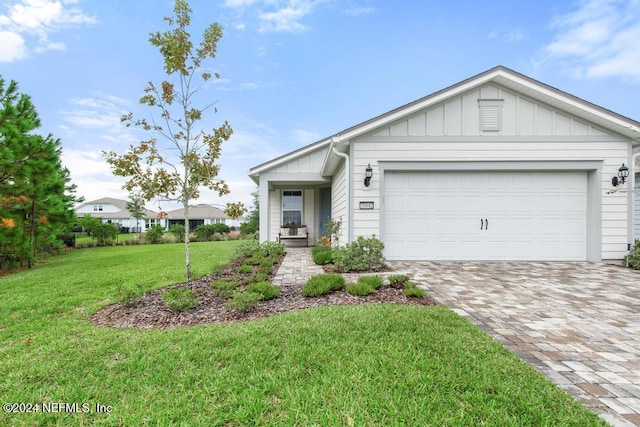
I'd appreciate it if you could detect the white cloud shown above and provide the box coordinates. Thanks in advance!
[61,97,123,129]
[0,30,26,62]
[259,6,310,33]
[0,0,97,62]
[541,0,640,80]
[223,0,326,33]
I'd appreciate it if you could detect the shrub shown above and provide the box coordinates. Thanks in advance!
[224,291,261,312]
[248,272,270,284]
[145,225,165,244]
[403,287,425,298]
[312,246,333,265]
[233,237,262,261]
[163,288,198,312]
[247,253,266,265]
[625,240,640,269]
[92,222,119,246]
[259,263,273,276]
[260,241,285,258]
[357,275,383,289]
[211,280,238,299]
[236,264,253,274]
[169,224,186,242]
[388,274,410,288]
[247,282,280,301]
[302,274,345,297]
[346,282,375,296]
[194,223,231,241]
[332,236,386,272]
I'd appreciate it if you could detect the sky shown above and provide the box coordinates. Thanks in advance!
[1,0,639,212]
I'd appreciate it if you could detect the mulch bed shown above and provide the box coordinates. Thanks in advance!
[89,274,438,329]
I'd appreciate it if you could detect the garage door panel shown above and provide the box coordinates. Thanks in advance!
[383,171,587,261]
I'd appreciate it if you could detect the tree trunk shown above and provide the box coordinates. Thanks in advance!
[183,199,192,285]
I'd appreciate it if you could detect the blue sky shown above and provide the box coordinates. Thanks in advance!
[1,0,639,211]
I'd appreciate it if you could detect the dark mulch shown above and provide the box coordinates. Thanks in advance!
[89,274,438,330]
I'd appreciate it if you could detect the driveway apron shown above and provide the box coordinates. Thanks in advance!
[390,261,640,427]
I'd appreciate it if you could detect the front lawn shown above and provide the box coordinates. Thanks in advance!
[0,242,605,425]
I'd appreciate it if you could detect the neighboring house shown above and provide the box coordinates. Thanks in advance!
[249,66,640,262]
[74,197,159,232]
[163,204,231,230]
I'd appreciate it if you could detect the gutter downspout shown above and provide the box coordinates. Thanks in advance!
[332,137,350,244]
[630,152,640,249]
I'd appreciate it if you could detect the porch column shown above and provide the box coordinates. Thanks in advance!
[259,176,270,243]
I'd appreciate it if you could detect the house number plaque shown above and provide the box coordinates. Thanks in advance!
[359,201,374,210]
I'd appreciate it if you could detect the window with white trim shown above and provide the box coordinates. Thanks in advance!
[93,205,103,212]
[282,190,303,225]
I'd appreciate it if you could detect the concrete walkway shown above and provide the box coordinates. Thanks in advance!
[273,249,640,426]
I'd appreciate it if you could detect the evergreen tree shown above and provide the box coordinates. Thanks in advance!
[0,77,80,269]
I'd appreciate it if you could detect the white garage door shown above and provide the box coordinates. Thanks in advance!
[382,171,587,261]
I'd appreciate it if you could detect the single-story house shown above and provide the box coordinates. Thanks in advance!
[74,197,160,232]
[163,204,231,230]
[249,66,640,262]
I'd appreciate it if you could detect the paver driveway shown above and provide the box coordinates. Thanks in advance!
[390,261,640,427]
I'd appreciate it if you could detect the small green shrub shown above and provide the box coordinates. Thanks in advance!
[194,224,230,241]
[211,280,238,299]
[247,282,280,301]
[233,237,263,262]
[248,272,270,284]
[145,225,165,244]
[625,240,640,269]
[388,274,410,288]
[311,246,333,265]
[403,287,425,298]
[115,280,144,307]
[331,236,386,272]
[357,275,383,289]
[302,274,345,297]
[260,241,285,257]
[247,253,266,265]
[404,281,418,289]
[259,264,273,275]
[224,291,261,312]
[92,222,118,246]
[346,282,375,296]
[236,264,254,274]
[163,288,198,312]
[169,224,186,242]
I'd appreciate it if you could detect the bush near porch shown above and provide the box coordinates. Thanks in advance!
[312,235,386,272]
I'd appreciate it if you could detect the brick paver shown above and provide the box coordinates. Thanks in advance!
[391,261,640,427]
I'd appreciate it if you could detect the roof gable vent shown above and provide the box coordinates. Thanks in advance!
[478,99,504,132]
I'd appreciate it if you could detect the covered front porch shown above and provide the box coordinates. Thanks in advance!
[261,183,332,246]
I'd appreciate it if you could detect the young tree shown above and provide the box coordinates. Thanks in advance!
[103,0,232,284]
[126,193,146,233]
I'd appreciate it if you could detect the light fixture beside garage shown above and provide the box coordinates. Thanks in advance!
[364,164,373,187]
[611,163,629,187]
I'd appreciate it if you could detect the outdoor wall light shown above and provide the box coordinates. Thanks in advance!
[364,164,373,187]
[612,163,629,187]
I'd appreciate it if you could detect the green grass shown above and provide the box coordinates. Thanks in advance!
[0,242,606,426]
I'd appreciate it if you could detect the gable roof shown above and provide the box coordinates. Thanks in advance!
[249,65,640,179]
[75,197,158,219]
[164,204,229,220]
